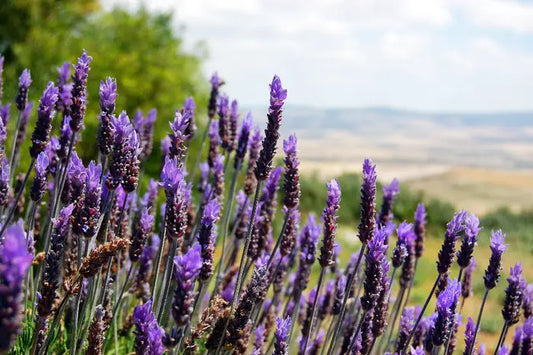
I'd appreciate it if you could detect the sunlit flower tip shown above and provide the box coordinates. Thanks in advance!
[133,299,165,355]
[74,50,92,78]
[269,75,287,110]
[18,69,32,90]
[202,197,221,226]
[498,346,509,355]
[484,230,507,290]
[99,77,118,113]
[274,316,291,355]
[86,161,101,190]
[57,62,71,86]
[184,96,196,111]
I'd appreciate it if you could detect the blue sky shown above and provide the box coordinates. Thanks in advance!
[109,0,533,112]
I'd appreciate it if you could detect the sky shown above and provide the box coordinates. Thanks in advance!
[108,0,533,112]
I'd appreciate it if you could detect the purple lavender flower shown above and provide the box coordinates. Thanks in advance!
[332,274,347,315]
[498,346,510,355]
[30,82,59,158]
[377,178,399,228]
[253,325,266,355]
[0,104,9,127]
[462,256,477,300]
[521,318,533,355]
[234,112,252,169]
[133,299,165,355]
[280,206,300,257]
[217,94,230,150]
[197,198,221,281]
[414,203,427,258]
[244,127,262,195]
[106,111,136,190]
[510,325,522,355]
[30,152,50,201]
[80,161,102,238]
[56,62,72,114]
[130,208,155,262]
[274,316,291,355]
[457,213,481,269]
[358,158,377,244]
[69,50,92,132]
[432,279,461,346]
[172,243,202,326]
[295,214,320,298]
[524,284,533,318]
[0,221,32,352]
[161,156,190,243]
[135,108,157,162]
[0,108,6,147]
[361,226,388,311]
[479,343,487,355]
[484,230,508,290]
[283,134,300,209]
[168,110,190,162]
[396,306,420,353]
[97,77,117,156]
[437,210,467,275]
[0,56,3,102]
[208,73,224,119]
[182,97,196,137]
[0,156,9,207]
[212,154,224,201]
[464,317,476,355]
[228,99,239,152]
[15,69,32,111]
[319,178,341,268]
[254,75,287,181]
[62,151,86,204]
[503,263,527,325]
[207,120,219,169]
[392,222,413,268]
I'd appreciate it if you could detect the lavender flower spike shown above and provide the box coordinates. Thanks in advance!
[464,317,476,355]
[172,243,202,326]
[0,156,9,207]
[484,230,508,290]
[432,279,461,347]
[30,152,50,201]
[133,299,165,355]
[457,213,481,269]
[69,50,92,132]
[392,222,413,268]
[502,263,527,325]
[254,75,287,181]
[414,203,427,258]
[358,158,377,244]
[377,178,400,227]
[319,178,341,268]
[130,207,154,262]
[274,316,291,355]
[437,210,467,275]
[361,225,388,311]
[0,221,32,352]
[0,56,3,102]
[461,257,477,300]
[15,69,32,111]
[283,134,300,209]
[234,112,252,169]
[30,82,59,158]
[208,72,224,119]
[183,97,196,137]
[97,77,117,156]
[197,198,221,281]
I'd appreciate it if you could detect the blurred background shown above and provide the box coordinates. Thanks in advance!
[1,0,532,350]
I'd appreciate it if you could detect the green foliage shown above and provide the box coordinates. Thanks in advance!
[1,1,208,179]
[481,207,533,251]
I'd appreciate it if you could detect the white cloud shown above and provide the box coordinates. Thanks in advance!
[461,0,533,33]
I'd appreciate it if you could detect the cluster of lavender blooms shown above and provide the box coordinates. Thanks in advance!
[0,51,531,355]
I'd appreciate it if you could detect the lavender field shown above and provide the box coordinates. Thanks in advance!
[0,48,531,355]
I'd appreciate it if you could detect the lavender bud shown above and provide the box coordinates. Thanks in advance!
[0,104,9,129]
[457,213,481,269]
[172,244,202,326]
[81,162,102,238]
[464,317,476,355]
[133,299,165,355]
[392,222,413,268]
[377,178,399,227]
[181,97,196,138]
[254,75,287,181]
[399,227,416,288]
[87,305,105,355]
[503,263,527,325]
[244,127,262,195]
[106,112,133,190]
[432,279,461,347]
[437,210,467,275]
[373,255,392,338]
[461,257,477,300]
[280,207,299,257]
[319,178,341,268]
[295,214,320,298]
[274,316,291,355]
[396,306,420,353]
[130,208,154,262]
[0,156,9,207]
[161,157,191,243]
[521,318,533,355]
[217,94,230,150]
[69,50,92,132]
[212,154,224,201]
[499,346,510,355]
[168,110,190,162]
[197,198,221,281]
[97,77,117,156]
[358,159,377,244]
[0,221,32,352]
[235,112,252,169]
[207,120,219,169]
[253,324,266,355]
[414,203,427,258]
[361,226,388,311]
[15,69,32,111]
[30,152,50,201]
[524,284,533,319]
[228,99,239,152]
[510,326,523,355]
[208,73,224,119]
[484,230,508,290]
[283,134,300,209]
[332,274,347,315]
[30,82,59,158]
